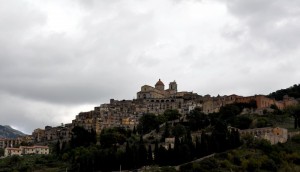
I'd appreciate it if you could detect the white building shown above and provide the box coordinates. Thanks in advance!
[4,145,49,157]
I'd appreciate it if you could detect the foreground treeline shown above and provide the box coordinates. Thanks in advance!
[0,154,68,172]
[54,121,240,171]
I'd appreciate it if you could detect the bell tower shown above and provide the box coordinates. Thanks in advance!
[169,80,177,92]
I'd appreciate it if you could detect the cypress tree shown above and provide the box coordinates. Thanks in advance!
[154,140,159,164]
[195,136,201,157]
[162,122,170,141]
[158,145,167,165]
[55,140,60,155]
[132,144,138,169]
[201,132,209,156]
[125,142,133,169]
[138,145,147,167]
[234,129,241,147]
[147,145,153,165]
[133,126,137,135]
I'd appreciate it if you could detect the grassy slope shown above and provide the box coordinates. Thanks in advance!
[180,135,300,172]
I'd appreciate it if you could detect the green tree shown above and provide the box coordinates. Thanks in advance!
[172,124,186,138]
[0,148,4,157]
[161,122,171,141]
[138,136,147,166]
[211,120,229,152]
[157,145,167,165]
[285,105,300,129]
[268,84,300,100]
[229,129,241,148]
[187,108,209,131]
[256,117,271,128]
[147,145,153,165]
[70,126,96,148]
[124,142,134,169]
[195,136,201,157]
[270,104,282,115]
[133,126,137,135]
[231,116,252,129]
[200,132,210,156]
[100,128,127,148]
[164,109,181,121]
[137,113,159,134]
[219,104,241,122]
[154,140,159,164]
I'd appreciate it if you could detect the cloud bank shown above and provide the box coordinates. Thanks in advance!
[0,0,299,133]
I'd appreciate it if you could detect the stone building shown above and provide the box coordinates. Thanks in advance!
[32,128,45,143]
[0,138,22,148]
[0,136,34,149]
[29,79,299,145]
[32,125,72,144]
[4,145,49,157]
[236,95,278,109]
[137,79,178,99]
[73,111,101,133]
[202,94,241,114]
[4,148,21,156]
[164,137,175,150]
[281,95,299,107]
[239,127,288,145]
[0,138,5,148]
[202,94,299,115]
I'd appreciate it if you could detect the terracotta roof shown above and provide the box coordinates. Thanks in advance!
[6,147,20,150]
[34,146,49,148]
[155,79,164,86]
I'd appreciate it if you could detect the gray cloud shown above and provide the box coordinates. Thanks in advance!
[225,0,300,51]
[0,0,299,133]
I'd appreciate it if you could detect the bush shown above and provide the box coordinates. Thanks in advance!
[255,139,273,154]
[247,158,261,172]
[233,156,242,166]
[291,134,300,143]
[261,159,277,171]
[256,117,271,128]
[231,116,252,129]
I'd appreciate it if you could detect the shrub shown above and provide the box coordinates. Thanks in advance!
[261,159,277,171]
[291,134,300,144]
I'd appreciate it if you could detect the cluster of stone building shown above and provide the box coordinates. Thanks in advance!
[4,146,49,156]
[1,79,299,156]
[29,79,298,145]
[0,136,33,149]
[0,137,49,157]
[202,94,298,114]
[239,127,288,145]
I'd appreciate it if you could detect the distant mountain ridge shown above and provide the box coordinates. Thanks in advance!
[0,125,26,139]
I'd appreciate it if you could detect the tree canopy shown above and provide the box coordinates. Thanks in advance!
[70,126,96,148]
[268,84,300,100]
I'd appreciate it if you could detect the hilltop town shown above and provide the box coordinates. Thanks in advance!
[1,80,300,171]
[1,79,298,149]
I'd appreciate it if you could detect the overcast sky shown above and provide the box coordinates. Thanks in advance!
[1,0,300,134]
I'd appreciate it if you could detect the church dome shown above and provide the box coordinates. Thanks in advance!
[155,79,164,86]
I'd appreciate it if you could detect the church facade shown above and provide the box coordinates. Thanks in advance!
[137,79,178,99]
